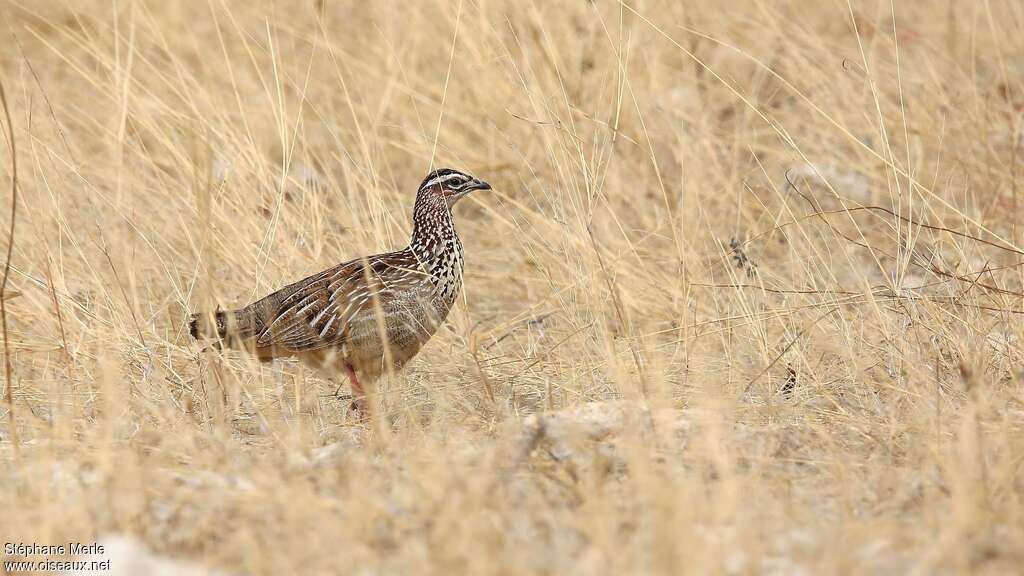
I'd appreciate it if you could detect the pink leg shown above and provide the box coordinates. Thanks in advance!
[343,364,368,418]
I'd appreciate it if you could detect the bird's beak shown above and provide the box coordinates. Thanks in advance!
[466,178,492,192]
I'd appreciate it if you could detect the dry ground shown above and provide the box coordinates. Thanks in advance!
[2,0,1024,574]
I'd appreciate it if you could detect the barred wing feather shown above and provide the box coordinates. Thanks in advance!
[253,251,422,351]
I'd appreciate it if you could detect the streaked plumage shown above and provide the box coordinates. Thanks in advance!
[189,167,491,414]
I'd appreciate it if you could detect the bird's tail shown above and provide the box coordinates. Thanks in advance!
[188,306,256,342]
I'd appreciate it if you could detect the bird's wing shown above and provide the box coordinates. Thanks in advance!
[253,250,425,351]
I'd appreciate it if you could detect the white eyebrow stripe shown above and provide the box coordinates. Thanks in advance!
[422,172,465,190]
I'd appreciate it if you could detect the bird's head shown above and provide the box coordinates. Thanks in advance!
[417,168,491,208]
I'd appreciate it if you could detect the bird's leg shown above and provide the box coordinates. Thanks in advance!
[344,364,368,418]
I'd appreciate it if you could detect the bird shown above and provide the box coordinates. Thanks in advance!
[189,167,491,416]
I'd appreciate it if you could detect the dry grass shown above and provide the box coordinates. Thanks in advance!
[2,0,1024,573]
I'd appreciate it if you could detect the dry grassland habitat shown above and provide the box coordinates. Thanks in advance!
[3,0,1024,574]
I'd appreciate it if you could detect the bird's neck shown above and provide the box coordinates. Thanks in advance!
[409,193,461,270]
